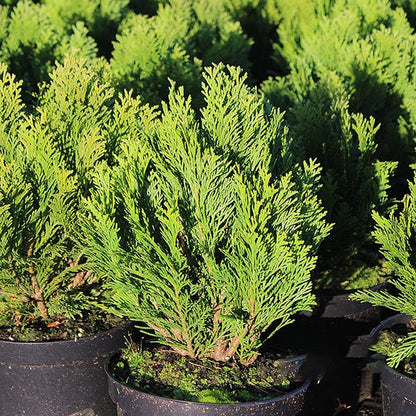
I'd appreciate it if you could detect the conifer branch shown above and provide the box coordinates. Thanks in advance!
[8,256,33,300]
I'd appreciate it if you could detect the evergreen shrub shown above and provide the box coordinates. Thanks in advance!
[269,0,416,166]
[83,64,332,365]
[0,55,144,328]
[42,0,129,57]
[0,0,104,103]
[351,179,416,368]
[262,0,408,250]
[110,0,252,106]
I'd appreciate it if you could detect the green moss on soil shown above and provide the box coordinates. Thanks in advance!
[372,322,416,379]
[113,343,299,404]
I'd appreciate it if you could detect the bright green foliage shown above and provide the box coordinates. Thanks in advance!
[110,0,252,106]
[0,0,61,101]
[0,63,24,144]
[268,0,416,164]
[262,1,407,248]
[392,0,416,27]
[0,0,102,102]
[265,75,397,244]
[83,65,331,365]
[0,56,145,325]
[0,5,7,46]
[54,22,99,64]
[42,0,129,57]
[36,55,114,195]
[352,179,416,367]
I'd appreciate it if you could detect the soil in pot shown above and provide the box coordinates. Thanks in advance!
[0,311,124,342]
[107,342,310,416]
[0,313,132,416]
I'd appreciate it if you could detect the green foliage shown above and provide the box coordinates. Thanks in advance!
[0,0,61,101]
[262,1,407,251]
[0,55,144,326]
[264,75,397,244]
[351,179,416,367]
[268,0,416,165]
[392,0,416,28]
[42,0,129,57]
[83,64,331,365]
[110,0,252,106]
[207,0,281,82]
[0,0,104,103]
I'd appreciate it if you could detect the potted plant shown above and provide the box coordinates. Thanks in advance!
[259,3,402,370]
[0,56,141,416]
[82,64,332,415]
[351,178,416,415]
[262,0,409,296]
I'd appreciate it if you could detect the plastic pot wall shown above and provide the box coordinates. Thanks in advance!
[381,362,416,416]
[106,354,311,416]
[367,314,416,416]
[0,324,131,416]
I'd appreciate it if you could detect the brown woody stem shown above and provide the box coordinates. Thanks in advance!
[27,241,49,320]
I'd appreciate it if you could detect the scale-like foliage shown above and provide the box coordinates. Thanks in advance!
[262,2,405,250]
[0,0,60,101]
[83,65,331,365]
[0,0,104,103]
[352,179,416,367]
[267,75,397,245]
[42,0,129,57]
[268,0,416,165]
[110,0,251,107]
[0,56,144,326]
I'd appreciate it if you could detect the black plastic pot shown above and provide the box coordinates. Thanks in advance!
[259,283,391,415]
[380,361,416,416]
[106,353,311,416]
[366,314,416,416]
[0,324,132,416]
[315,282,387,322]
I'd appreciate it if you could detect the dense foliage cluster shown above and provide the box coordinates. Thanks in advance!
[83,65,331,365]
[0,0,415,371]
[0,55,143,325]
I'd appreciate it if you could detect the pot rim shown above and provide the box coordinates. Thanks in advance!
[106,351,311,407]
[368,313,413,343]
[0,322,133,365]
[381,360,416,383]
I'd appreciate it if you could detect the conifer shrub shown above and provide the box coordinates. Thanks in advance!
[264,74,397,251]
[262,0,407,257]
[0,55,144,331]
[0,0,102,103]
[351,180,416,369]
[217,0,281,81]
[42,0,129,57]
[0,0,62,102]
[83,64,332,366]
[110,0,252,107]
[392,0,416,28]
[268,0,416,166]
